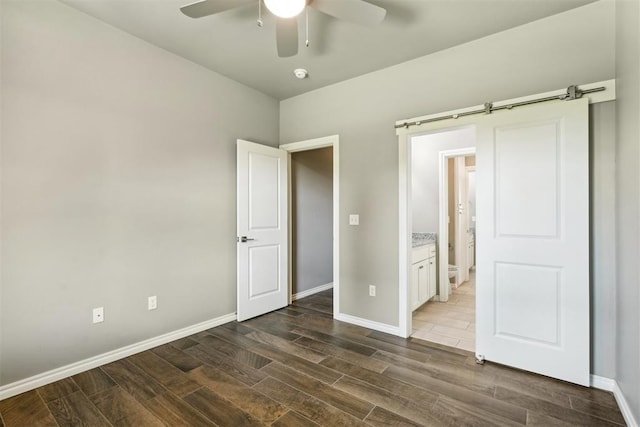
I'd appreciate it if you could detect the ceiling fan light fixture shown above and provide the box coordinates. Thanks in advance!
[264,0,306,18]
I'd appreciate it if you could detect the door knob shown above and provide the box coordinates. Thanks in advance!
[238,236,255,242]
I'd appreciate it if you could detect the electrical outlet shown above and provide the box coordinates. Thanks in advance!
[369,285,376,297]
[93,307,104,324]
[349,214,359,225]
[148,296,157,310]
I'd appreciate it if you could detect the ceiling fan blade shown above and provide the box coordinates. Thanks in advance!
[180,0,254,18]
[309,0,386,26]
[276,18,299,57]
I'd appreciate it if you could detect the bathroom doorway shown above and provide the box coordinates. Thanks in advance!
[398,89,596,385]
[409,128,476,351]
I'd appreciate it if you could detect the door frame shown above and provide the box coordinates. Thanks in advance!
[438,147,476,303]
[280,135,340,317]
[399,124,475,337]
[397,79,615,339]
[453,156,469,284]
[466,165,476,272]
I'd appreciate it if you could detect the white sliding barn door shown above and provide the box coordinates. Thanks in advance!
[476,98,590,386]
[237,140,288,321]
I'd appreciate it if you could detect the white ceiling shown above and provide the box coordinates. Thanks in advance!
[60,0,596,100]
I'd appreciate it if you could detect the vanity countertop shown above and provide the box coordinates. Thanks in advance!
[412,232,436,248]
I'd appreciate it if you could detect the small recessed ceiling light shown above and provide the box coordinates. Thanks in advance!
[293,68,308,79]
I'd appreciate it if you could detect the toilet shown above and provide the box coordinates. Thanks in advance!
[448,264,460,289]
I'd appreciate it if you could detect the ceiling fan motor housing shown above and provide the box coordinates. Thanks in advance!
[294,68,308,79]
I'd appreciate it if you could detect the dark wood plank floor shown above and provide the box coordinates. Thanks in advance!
[0,290,626,426]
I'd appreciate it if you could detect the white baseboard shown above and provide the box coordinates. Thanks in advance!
[591,375,639,427]
[292,282,333,301]
[613,381,639,427]
[0,312,236,401]
[590,374,615,391]
[335,312,401,336]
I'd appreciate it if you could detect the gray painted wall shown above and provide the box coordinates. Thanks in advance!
[615,0,640,422]
[280,0,617,375]
[291,147,333,295]
[590,101,617,379]
[0,1,279,384]
[411,127,475,234]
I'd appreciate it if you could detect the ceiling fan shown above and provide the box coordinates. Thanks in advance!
[180,0,387,57]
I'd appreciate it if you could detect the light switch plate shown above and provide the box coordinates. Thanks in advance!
[349,214,359,225]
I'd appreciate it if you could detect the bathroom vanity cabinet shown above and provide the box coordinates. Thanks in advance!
[411,243,436,310]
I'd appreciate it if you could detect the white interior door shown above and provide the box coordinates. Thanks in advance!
[476,98,589,386]
[237,139,288,321]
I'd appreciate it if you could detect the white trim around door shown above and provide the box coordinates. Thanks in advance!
[280,135,340,319]
[438,146,476,303]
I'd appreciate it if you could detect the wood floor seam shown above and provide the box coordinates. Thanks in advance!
[46,406,63,427]
[362,404,377,423]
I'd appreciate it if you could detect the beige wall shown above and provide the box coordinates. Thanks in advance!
[0,0,279,384]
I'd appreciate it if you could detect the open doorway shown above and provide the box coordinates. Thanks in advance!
[280,135,340,317]
[290,147,334,303]
[409,128,476,351]
[236,136,339,321]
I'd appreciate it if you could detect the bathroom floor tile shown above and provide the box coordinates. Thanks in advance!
[412,272,476,351]
[412,331,460,347]
[431,325,475,341]
[457,339,476,352]
[411,319,435,332]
